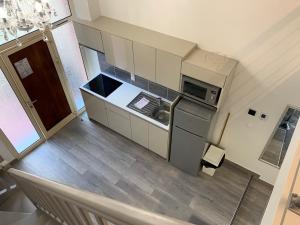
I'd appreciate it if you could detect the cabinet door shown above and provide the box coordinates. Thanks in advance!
[73,22,104,52]
[107,105,132,139]
[170,126,205,175]
[102,32,134,73]
[149,124,169,159]
[133,42,156,82]
[81,90,108,126]
[130,115,149,148]
[156,50,181,91]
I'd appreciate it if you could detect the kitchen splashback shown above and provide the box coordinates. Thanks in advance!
[97,52,179,101]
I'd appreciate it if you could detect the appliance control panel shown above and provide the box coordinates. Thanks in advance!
[208,90,219,105]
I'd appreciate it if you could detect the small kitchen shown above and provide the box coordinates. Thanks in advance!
[75,16,238,175]
[1,1,300,224]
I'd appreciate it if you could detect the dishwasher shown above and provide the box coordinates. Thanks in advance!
[170,97,216,176]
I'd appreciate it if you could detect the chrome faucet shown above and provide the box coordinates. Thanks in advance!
[156,97,162,107]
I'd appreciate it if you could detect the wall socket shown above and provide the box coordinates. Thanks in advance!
[248,109,256,116]
[260,113,268,120]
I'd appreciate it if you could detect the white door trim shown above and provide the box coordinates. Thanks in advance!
[0,33,76,140]
[0,57,45,158]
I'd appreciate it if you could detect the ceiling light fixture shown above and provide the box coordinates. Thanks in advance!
[0,0,57,46]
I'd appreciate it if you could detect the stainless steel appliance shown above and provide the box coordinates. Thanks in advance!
[181,75,221,107]
[170,75,219,175]
[170,98,216,175]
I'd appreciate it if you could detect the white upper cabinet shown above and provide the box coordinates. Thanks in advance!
[156,50,182,91]
[102,31,134,73]
[73,22,104,52]
[133,42,156,82]
[181,49,238,88]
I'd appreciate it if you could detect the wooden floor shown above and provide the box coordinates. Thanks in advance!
[233,178,273,225]
[13,113,272,225]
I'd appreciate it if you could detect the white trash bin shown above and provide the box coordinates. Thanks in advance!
[202,145,225,176]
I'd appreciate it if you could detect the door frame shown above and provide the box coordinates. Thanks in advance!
[0,57,45,159]
[0,32,76,140]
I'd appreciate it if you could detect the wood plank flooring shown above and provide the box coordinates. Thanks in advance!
[233,178,273,225]
[13,113,271,225]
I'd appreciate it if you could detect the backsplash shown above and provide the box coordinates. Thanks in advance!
[97,52,180,101]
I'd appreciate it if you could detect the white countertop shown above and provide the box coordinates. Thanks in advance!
[80,73,172,131]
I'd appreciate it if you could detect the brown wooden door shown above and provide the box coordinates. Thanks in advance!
[8,40,71,131]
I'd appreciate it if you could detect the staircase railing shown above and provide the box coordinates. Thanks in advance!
[7,168,194,225]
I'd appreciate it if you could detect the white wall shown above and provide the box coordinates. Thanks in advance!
[78,0,300,184]
[261,115,300,224]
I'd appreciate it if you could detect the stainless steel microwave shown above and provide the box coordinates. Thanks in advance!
[181,75,221,106]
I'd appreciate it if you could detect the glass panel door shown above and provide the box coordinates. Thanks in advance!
[51,22,88,110]
[0,69,40,153]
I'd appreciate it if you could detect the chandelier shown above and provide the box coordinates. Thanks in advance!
[0,0,57,46]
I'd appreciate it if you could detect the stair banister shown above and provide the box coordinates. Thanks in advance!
[8,168,194,225]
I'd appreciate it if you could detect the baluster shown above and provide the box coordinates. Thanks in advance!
[57,199,82,225]
[34,189,51,212]
[69,204,90,225]
[44,193,65,223]
[51,196,73,225]
[86,212,104,225]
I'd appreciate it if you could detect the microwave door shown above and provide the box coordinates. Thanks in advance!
[183,81,208,102]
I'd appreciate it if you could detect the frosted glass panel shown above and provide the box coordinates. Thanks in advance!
[52,22,88,110]
[0,0,71,45]
[49,0,71,23]
[0,70,40,153]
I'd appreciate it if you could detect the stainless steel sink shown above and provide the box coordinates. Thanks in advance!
[152,106,170,125]
[127,92,170,125]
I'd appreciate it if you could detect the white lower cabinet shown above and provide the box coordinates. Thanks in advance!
[82,93,169,158]
[149,124,169,159]
[107,104,132,139]
[130,115,149,148]
[81,91,109,126]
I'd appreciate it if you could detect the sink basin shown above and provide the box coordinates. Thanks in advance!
[152,109,170,125]
[127,92,171,125]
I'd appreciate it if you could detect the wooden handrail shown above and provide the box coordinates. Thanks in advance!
[8,168,194,225]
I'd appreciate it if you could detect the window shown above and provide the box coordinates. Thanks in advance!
[260,106,300,168]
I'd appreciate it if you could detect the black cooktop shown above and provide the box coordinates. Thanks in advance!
[83,74,122,97]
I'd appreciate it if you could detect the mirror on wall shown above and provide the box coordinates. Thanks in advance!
[260,106,300,168]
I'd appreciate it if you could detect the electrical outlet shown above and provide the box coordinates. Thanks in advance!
[260,113,268,120]
[248,109,256,116]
